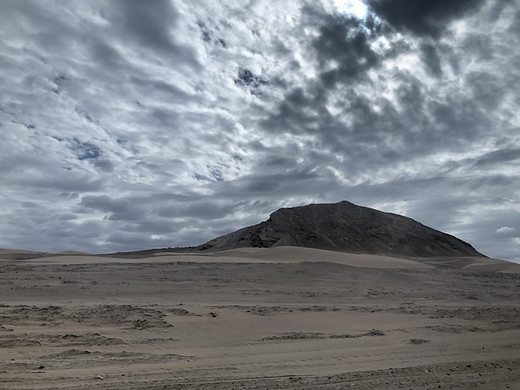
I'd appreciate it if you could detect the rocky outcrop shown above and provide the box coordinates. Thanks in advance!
[197,201,484,257]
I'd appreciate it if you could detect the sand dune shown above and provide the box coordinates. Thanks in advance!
[9,246,435,269]
[15,245,517,271]
[0,248,45,256]
[1,247,519,389]
[210,246,434,268]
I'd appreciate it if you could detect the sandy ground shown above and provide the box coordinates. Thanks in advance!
[1,246,519,389]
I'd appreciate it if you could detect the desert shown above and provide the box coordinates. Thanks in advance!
[3,1,519,388]
[1,242,520,389]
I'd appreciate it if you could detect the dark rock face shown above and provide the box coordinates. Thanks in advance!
[197,201,485,257]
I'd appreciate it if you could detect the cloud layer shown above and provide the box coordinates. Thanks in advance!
[1,0,519,261]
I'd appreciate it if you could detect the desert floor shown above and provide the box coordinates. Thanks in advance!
[1,247,519,389]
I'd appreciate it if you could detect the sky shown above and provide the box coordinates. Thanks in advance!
[1,0,519,261]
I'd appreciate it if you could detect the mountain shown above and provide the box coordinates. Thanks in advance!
[196,201,485,257]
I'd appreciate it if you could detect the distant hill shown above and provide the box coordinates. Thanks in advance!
[196,201,485,258]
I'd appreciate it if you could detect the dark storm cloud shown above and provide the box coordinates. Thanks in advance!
[312,14,383,85]
[112,0,178,48]
[0,1,75,53]
[473,149,520,167]
[108,0,200,68]
[465,71,508,111]
[260,1,506,176]
[157,201,235,220]
[78,195,148,222]
[260,9,392,144]
[130,77,194,103]
[259,88,322,134]
[1,153,103,192]
[261,78,491,180]
[91,159,115,173]
[28,175,104,193]
[80,195,132,214]
[420,44,442,77]
[366,0,486,38]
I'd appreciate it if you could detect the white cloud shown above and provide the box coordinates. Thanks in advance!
[496,227,517,235]
[327,0,368,19]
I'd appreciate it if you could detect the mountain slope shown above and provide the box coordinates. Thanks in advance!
[197,201,484,257]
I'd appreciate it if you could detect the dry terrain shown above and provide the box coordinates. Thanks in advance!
[1,247,519,389]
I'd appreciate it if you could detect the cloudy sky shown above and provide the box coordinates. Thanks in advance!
[1,0,519,261]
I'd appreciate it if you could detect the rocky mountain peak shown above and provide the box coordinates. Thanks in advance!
[197,201,484,257]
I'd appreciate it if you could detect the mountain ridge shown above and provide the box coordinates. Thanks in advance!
[196,201,485,258]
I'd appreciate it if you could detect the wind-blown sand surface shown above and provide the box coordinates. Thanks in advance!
[1,247,519,389]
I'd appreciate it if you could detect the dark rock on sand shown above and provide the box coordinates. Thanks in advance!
[197,201,484,257]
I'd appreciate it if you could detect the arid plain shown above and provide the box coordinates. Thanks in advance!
[1,246,520,389]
